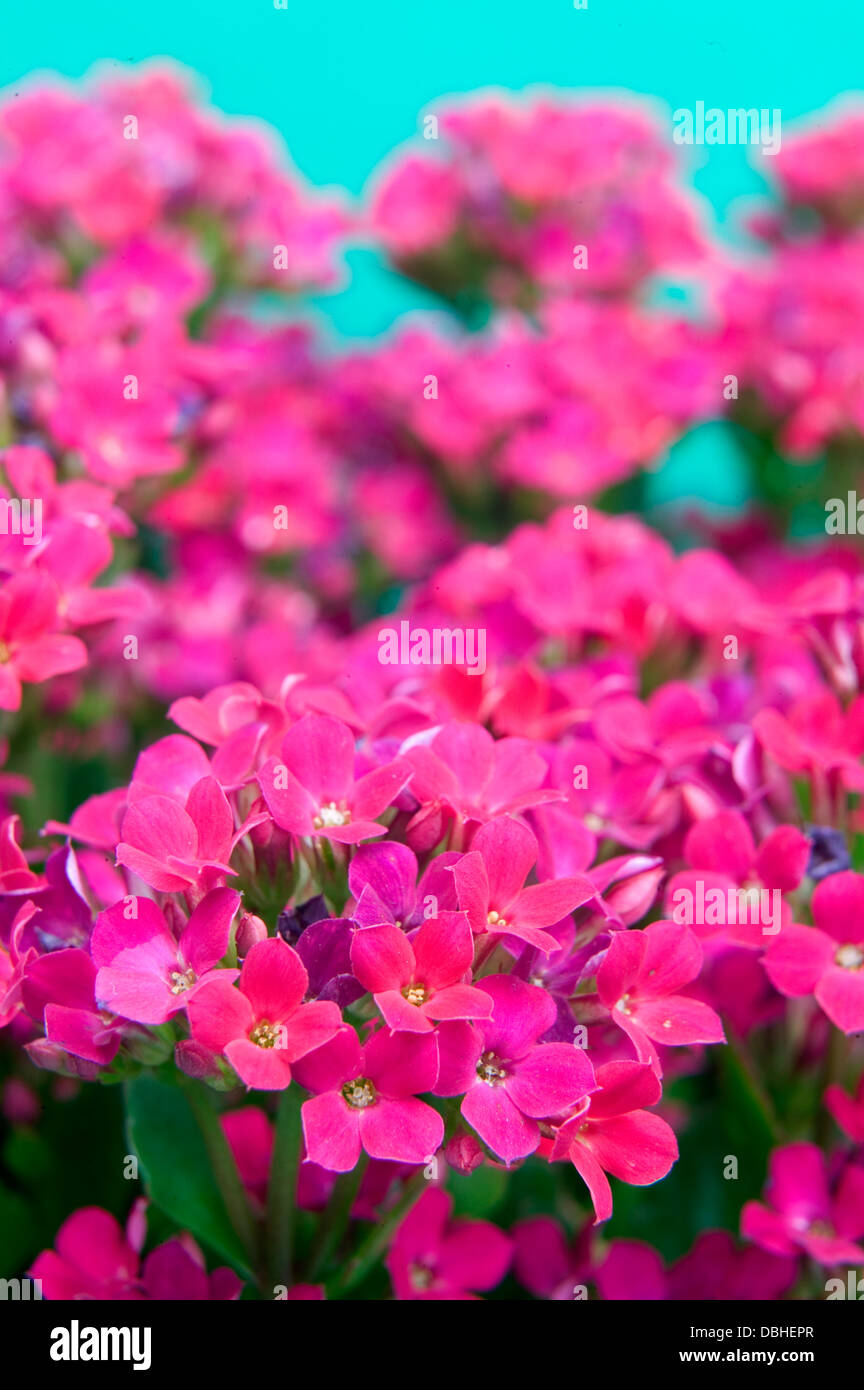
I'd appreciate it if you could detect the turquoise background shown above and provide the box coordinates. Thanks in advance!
[1,0,859,506]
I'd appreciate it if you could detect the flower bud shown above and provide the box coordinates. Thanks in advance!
[236,910,268,955]
[445,1131,485,1174]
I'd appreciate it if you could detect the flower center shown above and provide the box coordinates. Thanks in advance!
[0,640,9,664]
[409,1262,435,1290]
[342,1077,377,1109]
[476,1050,508,1085]
[835,943,864,970]
[313,801,350,829]
[584,813,604,833]
[615,993,633,1015]
[99,435,126,463]
[402,983,428,1006]
[487,910,508,928]
[168,967,196,996]
[250,1019,282,1049]
[808,1219,835,1238]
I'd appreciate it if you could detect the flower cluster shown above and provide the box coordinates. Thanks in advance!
[1,68,864,1303]
[370,96,707,304]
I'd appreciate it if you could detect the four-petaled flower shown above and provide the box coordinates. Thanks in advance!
[186,937,342,1090]
[294,1024,444,1170]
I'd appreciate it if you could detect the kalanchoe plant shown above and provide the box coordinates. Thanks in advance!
[1,65,864,1305]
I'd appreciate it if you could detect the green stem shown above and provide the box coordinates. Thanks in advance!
[267,1085,304,1289]
[329,1169,427,1298]
[721,1029,782,1145]
[307,1153,369,1281]
[179,1075,259,1272]
[816,1028,848,1147]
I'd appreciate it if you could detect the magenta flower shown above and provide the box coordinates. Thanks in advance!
[596,920,725,1069]
[348,840,460,928]
[512,1216,592,1300]
[91,888,240,1025]
[116,774,241,894]
[439,974,596,1164]
[186,936,342,1090]
[452,814,598,955]
[665,1231,797,1302]
[350,911,492,1032]
[387,1187,512,1300]
[754,692,864,791]
[594,1239,667,1300]
[30,1204,242,1300]
[50,340,182,486]
[665,809,808,943]
[140,1237,243,1301]
[402,722,560,850]
[22,947,123,1068]
[0,571,87,711]
[551,1060,679,1222]
[259,713,411,843]
[595,1231,797,1301]
[221,1107,274,1210]
[742,1143,864,1265]
[764,870,864,1033]
[825,1072,864,1143]
[30,1206,143,1300]
[294,1025,443,1170]
[680,811,809,893]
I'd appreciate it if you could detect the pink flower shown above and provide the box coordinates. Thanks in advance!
[36,519,138,628]
[825,1072,864,1143]
[452,814,599,955]
[30,1204,242,1300]
[440,975,596,1164]
[348,840,461,929]
[595,1231,798,1301]
[91,888,240,1025]
[594,1239,667,1300]
[512,1215,592,1300]
[741,1143,864,1265]
[139,1237,242,1301]
[754,692,864,791]
[350,911,492,1032]
[0,571,87,710]
[665,1231,797,1302]
[186,936,342,1090]
[259,713,411,844]
[370,156,464,257]
[116,774,242,894]
[764,870,864,1033]
[387,1186,512,1300]
[402,722,560,850]
[30,1206,143,1300]
[22,947,123,1068]
[49,339,182,486]
[596,920,725,1069]
[294,1025,443,1170]
[221,1107,274,1208]
[551,1059,679,1222]
[665,810,808,943]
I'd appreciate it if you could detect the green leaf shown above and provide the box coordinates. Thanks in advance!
[124,1074,254,1277]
